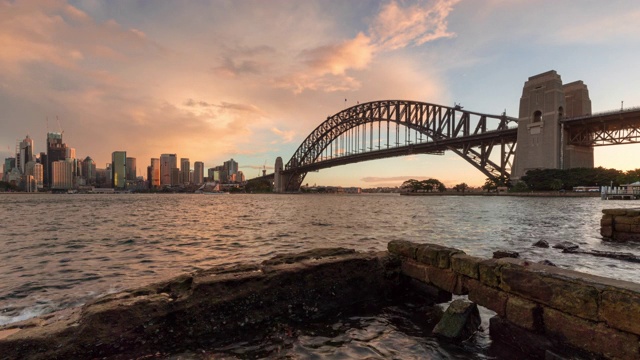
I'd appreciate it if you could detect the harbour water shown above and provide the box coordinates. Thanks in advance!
[1,193,639,358]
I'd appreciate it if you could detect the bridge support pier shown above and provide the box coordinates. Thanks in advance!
[512,71,593,180]
[273,157,285,193]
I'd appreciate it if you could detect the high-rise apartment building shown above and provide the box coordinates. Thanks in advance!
[194,161,204,185]
[126,157,137,181]
[46,132,67,187]
[160,154,177,186]
[111,151,127,189]
[180,158,190,184]
[148,158,160,188]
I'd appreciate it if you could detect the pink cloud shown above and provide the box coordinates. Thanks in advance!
[370,0,459,50]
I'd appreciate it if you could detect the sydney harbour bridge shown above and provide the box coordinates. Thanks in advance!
[252,70,640,192]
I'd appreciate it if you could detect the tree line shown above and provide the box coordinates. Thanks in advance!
[515,167,640,191]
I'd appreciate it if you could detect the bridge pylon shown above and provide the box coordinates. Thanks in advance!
[512,70,593,179]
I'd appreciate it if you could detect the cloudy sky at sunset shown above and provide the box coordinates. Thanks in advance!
[2,0,640,187]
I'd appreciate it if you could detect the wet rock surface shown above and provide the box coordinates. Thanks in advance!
[0,249,401,360]
[432,299,480,341]
[492,250,520,259]
[563,248,640,263]
[552,241,578,250]
[532,239,549,248]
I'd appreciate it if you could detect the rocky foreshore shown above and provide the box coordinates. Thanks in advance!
[0,248,400,360]
[2,242,639,360]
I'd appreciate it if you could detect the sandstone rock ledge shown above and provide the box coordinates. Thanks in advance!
[0,248,401,360]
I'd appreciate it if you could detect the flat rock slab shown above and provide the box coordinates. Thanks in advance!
[0,249,400,360]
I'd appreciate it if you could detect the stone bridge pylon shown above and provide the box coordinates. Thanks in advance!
[511,70,593,179]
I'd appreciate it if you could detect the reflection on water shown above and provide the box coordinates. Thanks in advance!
[1,193,639,357]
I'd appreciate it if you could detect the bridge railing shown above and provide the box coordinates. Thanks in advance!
[564,106,640,121]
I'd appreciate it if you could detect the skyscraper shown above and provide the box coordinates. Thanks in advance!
[194,161,204,185]
[46,132,67,188]
[112,151,127,189]
[160,154,177,186]
[18,135,34,174]
[82,156,96,184]
[224,158,238,183]
[126,157,137,181]
[51,160,73,190]
[180,158,190,184]
[148,158,160,188]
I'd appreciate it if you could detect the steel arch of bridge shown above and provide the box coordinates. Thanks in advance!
[283,100,518,191]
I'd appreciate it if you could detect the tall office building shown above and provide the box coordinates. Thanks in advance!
[82,156,96,184]
[18,135,34,174]
[32,162,43,189]
[126,157,137,181]
[170,168,180,186]
[194,161,204,185]
[51,160,73,189]
[111,151,127,189]
[160,154,177,186]
[46,132,67,187]
[224,158,238,181]
[148,158,160,188]
[180,158,190,184]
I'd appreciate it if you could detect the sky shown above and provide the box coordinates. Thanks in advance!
[2,0,640,188]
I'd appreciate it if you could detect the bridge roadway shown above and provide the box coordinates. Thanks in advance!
[284,126,518,175]
[563,107,640,146]
[248,103,640,191]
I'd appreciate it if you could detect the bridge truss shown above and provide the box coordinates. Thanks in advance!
[564,108,640,146]
[283,100,518,191]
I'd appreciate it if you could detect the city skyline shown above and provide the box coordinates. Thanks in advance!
[2,1,640,187]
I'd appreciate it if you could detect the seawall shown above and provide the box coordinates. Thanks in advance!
[601,208,640,242]
[389,240,640,359]
[1,242,638,359]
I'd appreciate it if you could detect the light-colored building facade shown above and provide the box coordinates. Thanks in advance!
[52,160,73,189]
[111,151,127,189]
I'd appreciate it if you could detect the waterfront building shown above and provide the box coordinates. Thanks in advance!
[180,158,190,184]
[24,161,43,189]
[148,158,160,188]
[237,171,245,183]
[18,135,34,174]
[160,154,177,186]
[194,161,204,185]
[52,160,73,189]
[170,168,180,186]
[95,168,108,187]
[82,156,96,185]
[3,158,15,182]
[32,163,43,189]
[112,151,127,189]
[46,132,67,187]
[126,157,137,181]
[224,158,238,182]
[207,167,216,181]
